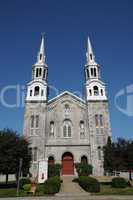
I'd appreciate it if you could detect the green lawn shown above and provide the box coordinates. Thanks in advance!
[0,188,34,197]
[95,185,133,195]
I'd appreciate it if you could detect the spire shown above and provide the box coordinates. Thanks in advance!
[86,37,96,65]
[37,34,45,64]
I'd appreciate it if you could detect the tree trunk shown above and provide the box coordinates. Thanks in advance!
[6,174,8,185]
[129,170,132,181]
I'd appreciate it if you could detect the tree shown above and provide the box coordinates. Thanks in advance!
[0,128,31,184]
[104,137,133,180]
[103,136,115,174]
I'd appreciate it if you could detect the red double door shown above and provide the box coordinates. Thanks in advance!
[62,153,74,175]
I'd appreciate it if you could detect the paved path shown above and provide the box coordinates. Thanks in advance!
[59,175,88,193]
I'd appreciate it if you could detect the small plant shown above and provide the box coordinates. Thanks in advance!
[19,178,31,189]
[23,184,31,191]
[112,177,128,188]
[44,176,61,194]
[75,163,93,176]
[78,176,100,193]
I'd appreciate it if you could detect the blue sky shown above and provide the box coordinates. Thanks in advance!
[0,0,133,139]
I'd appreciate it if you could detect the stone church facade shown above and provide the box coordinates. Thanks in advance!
[23,36,112,178]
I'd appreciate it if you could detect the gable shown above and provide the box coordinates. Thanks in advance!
[48,91,85,108]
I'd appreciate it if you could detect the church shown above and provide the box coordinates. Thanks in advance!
[23,36,112,178]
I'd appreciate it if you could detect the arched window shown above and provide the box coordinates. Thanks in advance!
[34,86,40,96]
[81,156,88,164]
[98,147,102,160]
[30,90,32,96]
[30,115,34,128]
[68,126,71,137]
[63,125,67,137]
[50,121,54,136]
[64,104,70,115]
[63,119,72,138]
[90,53,93,60]
[80,121,85,138]
[43,69,46,79]
[40,53,42,61]
[36,68,39,77]
[93,86,99,96]
[89,89,92,96]
[94,68,97,77]
[86,69,89,78]
[101,89,103,96]
[91,68,93,76]
[39,68,42,76]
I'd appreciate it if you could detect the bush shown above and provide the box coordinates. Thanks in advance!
[44,176,61,194]
[112,177,128,188]
[48,164,61,177]
[19,178,31,189]
[78,176,100,193]
[23,184,31,191]
[75,163,93,176]
[36,183,44,194]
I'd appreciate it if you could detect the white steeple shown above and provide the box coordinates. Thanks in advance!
[36,35,46,65]
[85,37,107,101]
[86,37,97,65]
[26,35,48,102]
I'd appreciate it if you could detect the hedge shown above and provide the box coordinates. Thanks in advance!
[112,177,128,188]
[78,176,100,193]
[75,163,93,176]
[44,176,61,194]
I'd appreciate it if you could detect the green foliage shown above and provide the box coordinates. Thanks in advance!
[36,184,44,193]
[78,176,100,193]
[0,128,32,184]
[112,177,128,188]
[104,137,133,180]
[22,184,31,191]
[44,176,61,194]
[19,178,31,189]
[48,164,61,177]
[75,163,93,176]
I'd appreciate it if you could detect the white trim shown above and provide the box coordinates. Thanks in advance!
[48,90,85,104]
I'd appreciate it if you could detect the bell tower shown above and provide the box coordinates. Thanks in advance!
[26,35,48,102]
[23,35,48,178]
[85,37,112,176]
[85,37,107,101]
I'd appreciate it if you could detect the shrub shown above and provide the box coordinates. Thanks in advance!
[36,183,44,194]
[19,178,31,189]
[78,176,100,193]
[23,184,31,191]
[75,163,93,176]
[48,164,61,177]
[44,176,61,194]
[112,177,128,188]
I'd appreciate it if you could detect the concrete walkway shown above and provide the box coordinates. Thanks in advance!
[56,175,89,198]
[60,176,86,193]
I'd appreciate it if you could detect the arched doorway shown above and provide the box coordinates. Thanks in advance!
[48,156,55,165]
[81,156,88,164]
[62,152,74,175]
